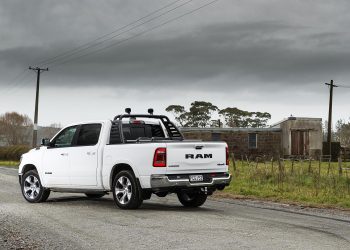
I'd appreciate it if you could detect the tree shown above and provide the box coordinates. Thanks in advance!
[249,112,271,128]
[219,108,271,128]
[187,101,218,127]
[335,119,350,147]
[0,112,33,145]
[219,107,251,127]
[165,101,218,127]
[165,105,187,126]
[166,102,270,128]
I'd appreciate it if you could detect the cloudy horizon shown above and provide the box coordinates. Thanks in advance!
[1,0,350,127]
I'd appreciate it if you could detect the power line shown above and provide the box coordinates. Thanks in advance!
[3,70,32,95]
[45,0,195,68]
[3,0,190,96]
[3,0,192,93]
[35,0,187,66]
[50,0,220,69]
[3,69,28,91]
[337,84,350,88]
[3,0,217,98]
[5,73,34,96]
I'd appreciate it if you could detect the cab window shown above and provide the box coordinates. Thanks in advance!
[53,126,78,147]
[76,124,102,146]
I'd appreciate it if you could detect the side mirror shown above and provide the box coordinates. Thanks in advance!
[41,138,51,146]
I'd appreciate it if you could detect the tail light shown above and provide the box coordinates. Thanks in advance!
[226,146,229,166]
[130,119,145,124]
[153,148,166,167]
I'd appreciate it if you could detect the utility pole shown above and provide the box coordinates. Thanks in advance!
[29,66,48,147]
[325,80,338,156]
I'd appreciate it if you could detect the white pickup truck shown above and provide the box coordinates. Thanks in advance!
[18,110,231,209]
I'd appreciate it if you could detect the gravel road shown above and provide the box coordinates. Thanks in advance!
[1,166,349,250]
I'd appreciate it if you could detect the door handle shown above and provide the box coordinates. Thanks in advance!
[60,153,68,156]
[87,152,96,156]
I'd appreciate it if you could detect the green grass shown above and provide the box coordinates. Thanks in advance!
[223,159,350,209]
[0,161,19,168]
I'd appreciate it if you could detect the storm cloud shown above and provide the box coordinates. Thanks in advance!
[1,0,350,125]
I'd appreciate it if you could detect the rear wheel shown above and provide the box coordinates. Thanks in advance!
[21,170,50,203]
[112,170,143,209]
[177,191,207,207]
[85,193,105,199]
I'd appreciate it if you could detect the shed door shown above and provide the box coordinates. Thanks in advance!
[291,130,309,156]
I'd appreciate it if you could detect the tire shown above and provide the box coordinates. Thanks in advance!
[21,170,50,203]
[112,170,143,209]
[177,191,207,207]
[85,193,105,199]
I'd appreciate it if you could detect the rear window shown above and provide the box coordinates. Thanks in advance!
[123,124,165,140]
[109,122,166,144]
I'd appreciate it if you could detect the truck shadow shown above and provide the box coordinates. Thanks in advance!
[45,195,219,212]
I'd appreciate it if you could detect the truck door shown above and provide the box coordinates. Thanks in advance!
[42,125,78,187]
[69,123,102,187]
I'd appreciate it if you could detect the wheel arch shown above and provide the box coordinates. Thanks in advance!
[21,164,37,174]
[109,163,137,189]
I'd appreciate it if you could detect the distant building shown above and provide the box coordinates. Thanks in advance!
[271,117,322,158]
[180,116,323,159]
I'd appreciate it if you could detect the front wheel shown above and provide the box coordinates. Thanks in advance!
[112,170,143,209]
[21,170,50,203]
[177,191,207,207]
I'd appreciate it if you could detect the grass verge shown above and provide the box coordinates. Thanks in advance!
[0,161,19,168]
[223,159,350,209]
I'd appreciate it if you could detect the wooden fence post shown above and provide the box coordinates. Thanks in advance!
[327,157,331,176]
[338,157,342,176]
[308,157,312,173]
[246,155,250,167]
[271,157,274,173]
[318,157,321,176]
[232,153,236,171]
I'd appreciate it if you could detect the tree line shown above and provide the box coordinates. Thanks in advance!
[165,101,272,128]
[0,112,60,146]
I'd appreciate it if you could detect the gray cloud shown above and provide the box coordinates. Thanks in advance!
[1,0,350,124]
[2,20,350,89]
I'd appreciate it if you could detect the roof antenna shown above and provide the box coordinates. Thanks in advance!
[148,108,154,115]
[125,108,131,115]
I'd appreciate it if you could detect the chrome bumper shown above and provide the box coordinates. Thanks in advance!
[150,174,232,189]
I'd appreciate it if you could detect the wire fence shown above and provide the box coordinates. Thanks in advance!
[230,153,350,199]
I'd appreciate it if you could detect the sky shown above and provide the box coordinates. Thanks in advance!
[1,0,350,127]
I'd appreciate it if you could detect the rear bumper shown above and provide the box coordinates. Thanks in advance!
[150,174,232,189]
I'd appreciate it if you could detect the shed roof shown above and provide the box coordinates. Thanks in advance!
[270,117,322,128]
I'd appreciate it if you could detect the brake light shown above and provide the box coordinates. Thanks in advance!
[153,148,166,167]
[226,146,229,166]
[130,120,145,124]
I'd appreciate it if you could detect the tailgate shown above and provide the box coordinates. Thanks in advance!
[165,141,227,174]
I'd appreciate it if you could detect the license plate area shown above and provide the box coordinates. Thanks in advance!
[189,175,203,182]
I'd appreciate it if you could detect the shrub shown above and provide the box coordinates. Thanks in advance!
[0,145,31,161]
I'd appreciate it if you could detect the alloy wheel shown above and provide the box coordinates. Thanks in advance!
[23,175,41,200]
[114,176,132,205]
